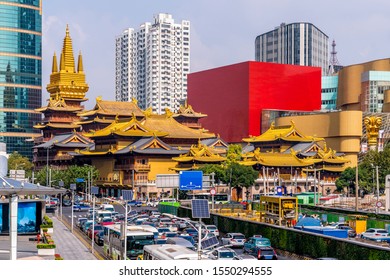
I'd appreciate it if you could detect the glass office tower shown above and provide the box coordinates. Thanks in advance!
[0,0,42,159]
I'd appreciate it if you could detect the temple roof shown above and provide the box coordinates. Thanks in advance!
[172,141,226,163]
[78,97,145,118]
[33,123,80,130]
[34,131,93,149]
[240,148,314,167]
[35,95,83,113]
[243,121,324,143]
[173,102,207,119]
[115,137,186,155]
[83,114,167,138]
[142,108,215,139]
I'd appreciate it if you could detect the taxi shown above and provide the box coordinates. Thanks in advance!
[243,235,272,254]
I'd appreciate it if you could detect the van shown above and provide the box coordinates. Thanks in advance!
[100,204,115,212]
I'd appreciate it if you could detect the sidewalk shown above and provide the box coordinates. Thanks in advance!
[0,215,97,260]
[50,215,97,260]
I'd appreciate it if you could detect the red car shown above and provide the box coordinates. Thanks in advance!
[87,225,104,239]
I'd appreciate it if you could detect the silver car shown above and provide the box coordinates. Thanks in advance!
[361,228,389,241]
[221,233,246,248]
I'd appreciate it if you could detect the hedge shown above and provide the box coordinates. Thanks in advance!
[176,206,390,260]
[37,244,56,249]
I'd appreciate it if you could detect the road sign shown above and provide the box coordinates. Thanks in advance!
[59,180,64,187]
[70,183,76,190]
[76,178,85,183]
[376,201,383,208]
[179,171,203,190]
[210,188,216,195]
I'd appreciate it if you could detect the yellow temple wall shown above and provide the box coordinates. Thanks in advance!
[91,158,115,180]
[148,158,178,181]
[275,110,362,167]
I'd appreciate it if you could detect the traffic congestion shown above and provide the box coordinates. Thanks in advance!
[63,196,281,260]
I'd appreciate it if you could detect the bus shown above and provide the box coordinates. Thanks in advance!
[143,244,200,260]
[103,224,155,260]
[185,193,230,204]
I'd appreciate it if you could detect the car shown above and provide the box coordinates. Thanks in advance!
[128,200,142,207]
[181,228,198,238]
[76,217,88,228]
[166,237,195,250]
[209,248,238,260]
[147,200,158,207]
[94,231,104,246]
[82,220,95,234]
[157,227,172,237]
[73,203,91,212]
[204,225,219,237]
[250,246,278,260]
[361,228,389,240]
[243,235,272,253]
[87,224,104,239]
[164,232,179,238]
[325,222,349,229]
[336,225,357,238]
[100,217,114,226]
[221,232,246,248]
[233,254,258,260]
[178,235,195,245]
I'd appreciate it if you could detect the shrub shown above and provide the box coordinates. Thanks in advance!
[54,254,64,260]
[37,244,56,249]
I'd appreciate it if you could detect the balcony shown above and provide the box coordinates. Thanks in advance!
[114,163,151,171]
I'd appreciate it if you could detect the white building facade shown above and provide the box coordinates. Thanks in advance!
[255,22,329,74]
[115,13,190,114]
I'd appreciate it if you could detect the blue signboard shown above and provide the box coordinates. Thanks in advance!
[76,178,85,183]
[179,171,203,190]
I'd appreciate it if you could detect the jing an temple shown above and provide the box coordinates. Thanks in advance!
[32,26,351,199]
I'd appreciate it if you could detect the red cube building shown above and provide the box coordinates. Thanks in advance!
[188,61,321,142]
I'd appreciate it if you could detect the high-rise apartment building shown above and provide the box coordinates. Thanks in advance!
[0,0,42,159]
[255,22,329,74]
[115,13,190,114]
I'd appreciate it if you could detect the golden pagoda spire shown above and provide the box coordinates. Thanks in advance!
[52,52,58,73]
[59,52,65,71]
[77,51,84,73]
[46,25,89,100]
[61,24,76,73]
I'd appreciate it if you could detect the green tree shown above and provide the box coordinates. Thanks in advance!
[198,164,226,184]
[227,162,258,188]
[7,151,33,179]
[33,165,99,189]
[335,167,355,193]
[226,144,242,165]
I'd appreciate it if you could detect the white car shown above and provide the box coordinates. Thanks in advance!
[209,248,237,260]
[221,233,246,248]
[203,225,219,237]
[361,228,389,241]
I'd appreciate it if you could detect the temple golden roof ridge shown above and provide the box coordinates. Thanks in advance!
[172,142,226,163]
[83,114,166,138]
[78,97,145,117]
[243,121,324,143]
[142,111,215,139]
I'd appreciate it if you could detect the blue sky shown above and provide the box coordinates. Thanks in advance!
[42,0,390,108]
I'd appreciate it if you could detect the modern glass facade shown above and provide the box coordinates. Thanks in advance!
[361,71,390,113]
[0,0,42,159]
[321,75,338,110]
[255,22,329,74]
